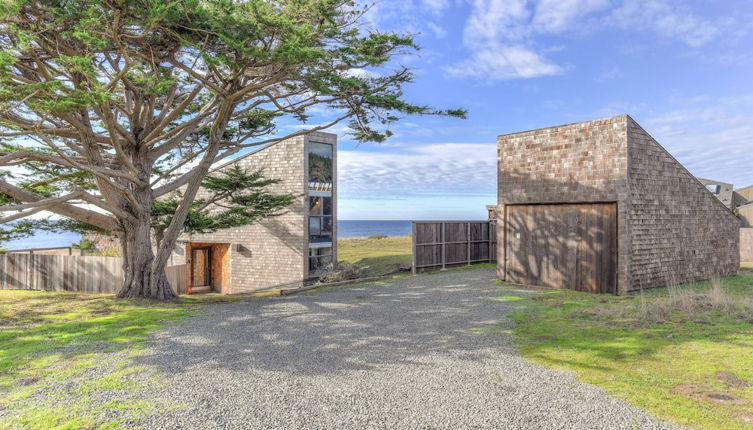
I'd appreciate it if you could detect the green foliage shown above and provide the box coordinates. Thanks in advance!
[153,166,296,240]
[72,239,95,252]
[0,0,464,298]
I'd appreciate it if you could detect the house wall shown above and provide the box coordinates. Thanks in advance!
[738,203,753,228]
[173,135,311,293]
[734,185,753,205]
[741,228,753,263]
[626,119,739,289]
[496,115,631,293]
[696,177,734,208]
[497,114,740,294]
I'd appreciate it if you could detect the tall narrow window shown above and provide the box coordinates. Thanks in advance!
[308,141,334,276]
[308,142,333,192]
[308,196,332,243]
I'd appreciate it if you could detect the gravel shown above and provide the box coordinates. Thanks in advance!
[131,267,678,429]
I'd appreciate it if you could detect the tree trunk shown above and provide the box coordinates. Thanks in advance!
[116,212,177,300]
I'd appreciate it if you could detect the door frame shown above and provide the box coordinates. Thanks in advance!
[190,246,212,288]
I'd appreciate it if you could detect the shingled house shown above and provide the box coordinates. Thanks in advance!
[165,132,337,294]
[496,115,739,295]
[696,177,734,208]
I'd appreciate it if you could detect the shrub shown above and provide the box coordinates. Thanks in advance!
[319,261,369,283]
[367,234,388,240]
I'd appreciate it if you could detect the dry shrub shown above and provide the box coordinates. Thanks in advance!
[640,277,753,322]
[319,261,369,283]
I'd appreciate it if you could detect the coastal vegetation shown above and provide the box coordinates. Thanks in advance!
[505,270,753,430]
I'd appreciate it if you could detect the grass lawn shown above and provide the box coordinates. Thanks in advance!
[504,271,753,430]
[338,235,412,276]
[0,291,243,429]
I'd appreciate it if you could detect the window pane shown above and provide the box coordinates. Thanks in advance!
[322,197,332,215]
[309,216,321,235]
[309,197,322,215]
[308,142,333,190]
[316,247,332,256]
[321,216,333,235]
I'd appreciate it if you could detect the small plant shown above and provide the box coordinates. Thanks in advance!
[72,239,96,253]
[100,248,122,257]
[368,234,388,240]
[319,261,369,283]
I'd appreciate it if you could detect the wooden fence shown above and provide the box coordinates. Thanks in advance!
[0,254,188,294]
[412,221,497,274]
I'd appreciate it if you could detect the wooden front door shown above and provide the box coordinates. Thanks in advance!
[505,203,617,294]
[191,247,212,288]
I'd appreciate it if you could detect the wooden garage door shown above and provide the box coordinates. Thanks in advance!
[505,203,617,294]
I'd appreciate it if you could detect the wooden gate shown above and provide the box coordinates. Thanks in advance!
[505,203,617,294]
[412,221,497,274]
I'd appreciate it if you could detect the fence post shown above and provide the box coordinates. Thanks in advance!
[441,222,446,270]
[466,222,471,266]
[411,222,417,275]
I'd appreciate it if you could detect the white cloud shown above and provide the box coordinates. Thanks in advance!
[640,95,753,187]
[449,0,732,81]
[445,44,563,80]
[532,0,611,33]
[338,142,497,196]
[609,0,724,48]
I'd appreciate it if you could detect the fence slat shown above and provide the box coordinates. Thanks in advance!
[412,220,497,274]
[0,255,187,294]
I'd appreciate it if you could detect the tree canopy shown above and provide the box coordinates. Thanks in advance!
[0,0,465,298]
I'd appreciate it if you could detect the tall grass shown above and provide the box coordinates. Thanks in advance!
[640,276,753,322]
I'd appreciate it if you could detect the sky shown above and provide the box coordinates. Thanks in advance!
[318,0,753,220]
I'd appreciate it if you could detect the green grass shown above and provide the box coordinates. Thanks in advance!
[505,272,753,430]
[338,235,412,276]
[0,290,239,429]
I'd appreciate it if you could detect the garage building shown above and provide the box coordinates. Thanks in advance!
[496,115,739,294]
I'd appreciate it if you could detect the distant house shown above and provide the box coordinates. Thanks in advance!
[486,205,497,221]
[733,184,753,210]
[696,177,734,208]
[496,115,739,295]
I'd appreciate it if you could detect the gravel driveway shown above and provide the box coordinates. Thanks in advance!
[134,267,675,429]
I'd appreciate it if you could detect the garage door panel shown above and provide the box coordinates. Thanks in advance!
[506,203,617,294]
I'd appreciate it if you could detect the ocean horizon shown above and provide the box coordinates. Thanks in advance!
[1,220,432,251]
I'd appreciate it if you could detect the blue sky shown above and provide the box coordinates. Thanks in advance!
[326,0,753,220]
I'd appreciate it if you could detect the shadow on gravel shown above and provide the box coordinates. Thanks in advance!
[133,268,514,376]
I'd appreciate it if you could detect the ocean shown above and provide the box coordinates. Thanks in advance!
[1,220,414,251]
[337,220,412,238]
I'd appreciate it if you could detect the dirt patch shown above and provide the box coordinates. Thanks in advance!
[705,392,748,405]
[672,384,749,405]
[16,376,39,386]
[717,371,750,389]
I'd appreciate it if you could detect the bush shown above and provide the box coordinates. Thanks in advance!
[367,234,388,240]
[319,261,369,283]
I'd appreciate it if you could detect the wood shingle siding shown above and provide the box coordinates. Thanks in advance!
[497,115,739,294]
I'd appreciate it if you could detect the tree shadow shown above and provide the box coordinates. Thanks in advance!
[132,268,519,377]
